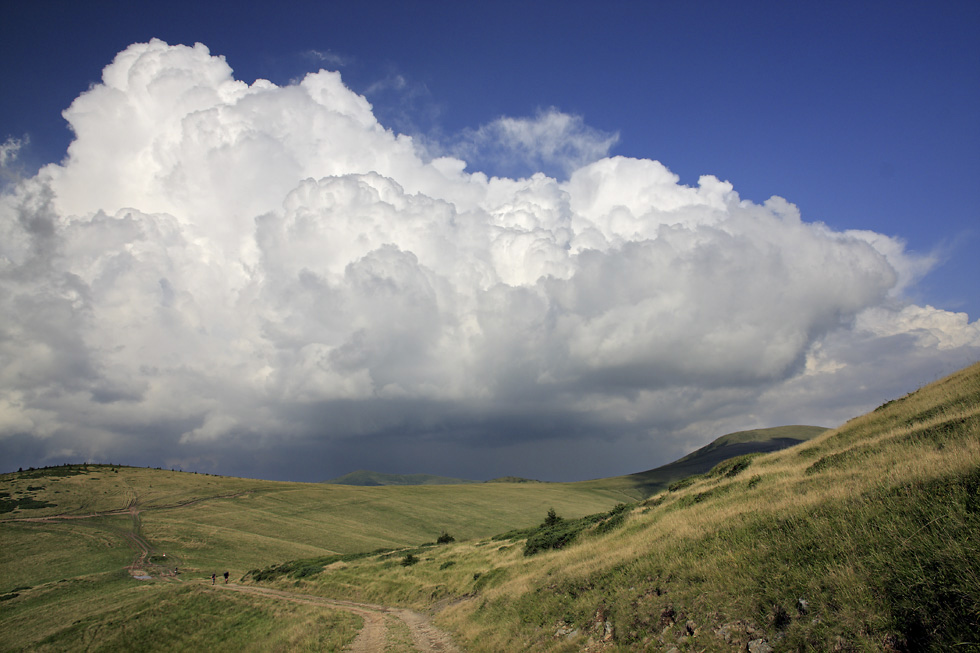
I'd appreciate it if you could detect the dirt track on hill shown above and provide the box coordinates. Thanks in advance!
[8,488,463,650]
[13,490,254,522]
[213,583,462,652]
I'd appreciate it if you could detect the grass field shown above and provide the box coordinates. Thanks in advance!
[1,362,977,651]
[0,460,627,650]
[1,574,361,652]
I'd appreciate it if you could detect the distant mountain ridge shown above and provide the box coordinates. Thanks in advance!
[325,425,827,491]
[576,424,829,498]
[624,424,828,495]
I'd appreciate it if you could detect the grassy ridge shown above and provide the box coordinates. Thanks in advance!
[137,482,632,569]
[575,424,827,499]
[0,516,135,591]
[0,466,630,576]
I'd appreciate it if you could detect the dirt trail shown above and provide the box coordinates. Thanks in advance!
[214,583,462,652]
[13,489,187,579]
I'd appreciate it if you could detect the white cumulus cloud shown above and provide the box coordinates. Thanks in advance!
[1,39,976,481]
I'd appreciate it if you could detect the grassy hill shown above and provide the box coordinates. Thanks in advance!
[0,468,629,587]
[0,462,628,649]
[1,362,977,651]
[324,470,481,486]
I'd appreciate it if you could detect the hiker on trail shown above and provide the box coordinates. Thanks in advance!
[211,573,216,585]
[224,571,229,584]
[174,566,178,575]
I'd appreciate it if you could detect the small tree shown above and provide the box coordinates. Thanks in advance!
[544,508,562,527]
[437,532,455,544]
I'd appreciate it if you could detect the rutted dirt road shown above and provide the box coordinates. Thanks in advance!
[13,490,253,578]
[214,583,462,652]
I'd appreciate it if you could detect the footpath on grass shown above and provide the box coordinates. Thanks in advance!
[211,583,462,653]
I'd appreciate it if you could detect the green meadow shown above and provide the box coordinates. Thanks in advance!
[2,361,978,651]
[0,461,626,650]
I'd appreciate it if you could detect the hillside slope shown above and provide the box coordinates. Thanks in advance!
[245,362,979,652]
[449,364,980,651]
[0,467,628,649]
[324,470,481,486]
[0,469,628,586]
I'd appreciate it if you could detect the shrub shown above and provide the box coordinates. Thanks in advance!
[544,508,562,527]
[524,504,631,556]
[437,532,455,544]
[524,520,579,556]
[295,565,322,578]
[668,476,700,492]
[594,503,630,534]
[708,454,759,479]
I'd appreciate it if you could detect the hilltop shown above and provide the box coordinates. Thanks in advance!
[577,424,827,498]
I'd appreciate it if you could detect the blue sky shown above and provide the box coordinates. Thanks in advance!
[0,1,978,481]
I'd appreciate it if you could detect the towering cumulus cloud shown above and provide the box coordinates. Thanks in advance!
[1,40,977,480]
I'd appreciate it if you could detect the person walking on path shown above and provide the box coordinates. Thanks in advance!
[211,573,216,585]
[224,571,229,584]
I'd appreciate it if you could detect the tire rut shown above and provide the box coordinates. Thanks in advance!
[213,583,462,652]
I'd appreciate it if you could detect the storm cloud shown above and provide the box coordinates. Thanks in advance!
[1,40,977,481]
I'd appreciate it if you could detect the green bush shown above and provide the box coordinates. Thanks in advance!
[0,496,57,513]
[295,565,322,578]
[524,520,579,556]
[668,476,701,492]
[523,504,631,556]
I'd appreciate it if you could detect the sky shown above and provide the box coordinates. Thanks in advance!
[1,1,978,482]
